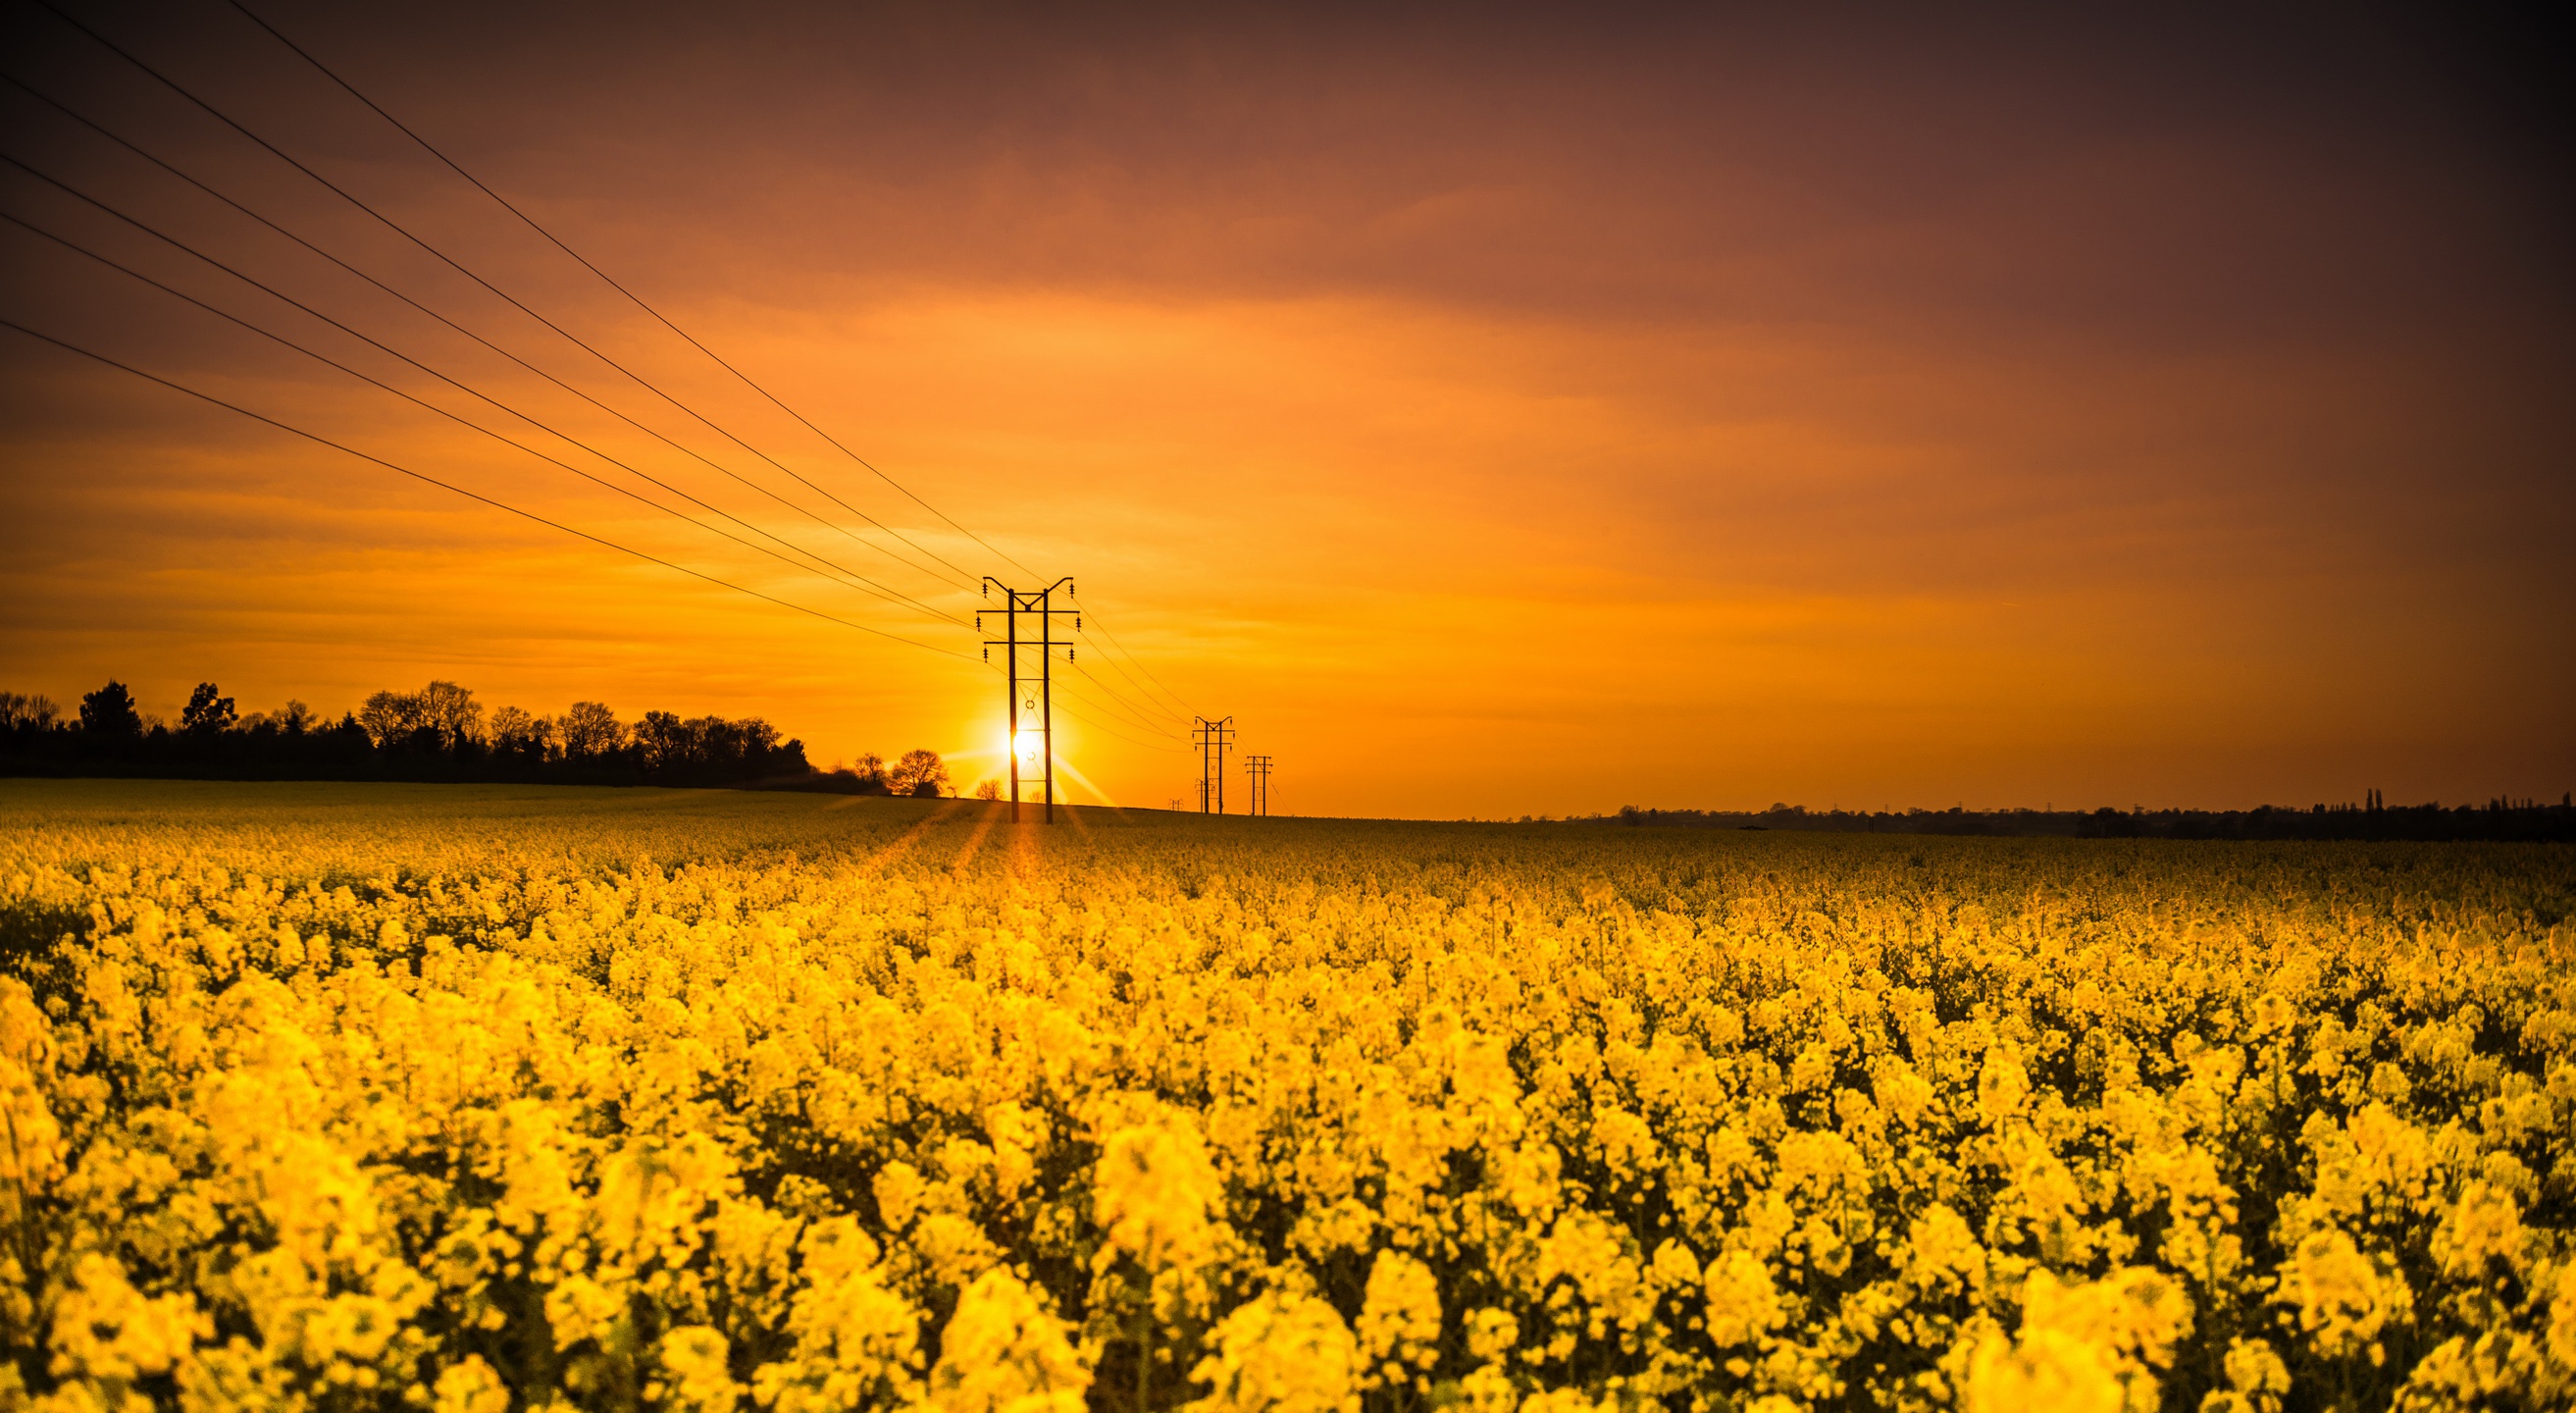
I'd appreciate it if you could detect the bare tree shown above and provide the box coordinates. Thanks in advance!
[489,706,553,758]
[0,692,59,730]
[634,711,694,772]
[559,701,624,758]
[887,748,951,798]
[416,680,483,747]
[356,690,422,747]
[359,682,479,749]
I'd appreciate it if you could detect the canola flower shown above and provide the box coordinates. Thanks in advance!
[0,778,2571,1412]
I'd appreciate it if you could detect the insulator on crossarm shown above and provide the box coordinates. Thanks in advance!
[982,648,989,661]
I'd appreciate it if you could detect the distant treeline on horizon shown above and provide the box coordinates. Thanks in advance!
[1590,799,2576,844]
[0,681,958,796]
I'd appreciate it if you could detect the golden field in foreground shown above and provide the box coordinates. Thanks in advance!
[1,779,2570,1413]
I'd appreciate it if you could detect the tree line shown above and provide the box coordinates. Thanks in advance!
[0,681,955,795]
[1597,799,2576,843]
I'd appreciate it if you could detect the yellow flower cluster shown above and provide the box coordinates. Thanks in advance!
[1,779,2571,1412]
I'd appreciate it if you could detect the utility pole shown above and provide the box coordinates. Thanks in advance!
[1192,716,1235,813]
[981,577,1075,823]
[1244,755,1272,816]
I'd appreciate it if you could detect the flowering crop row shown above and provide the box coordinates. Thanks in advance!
[1,780,2570,1412]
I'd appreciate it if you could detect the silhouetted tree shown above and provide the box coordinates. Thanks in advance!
[488,706,552,760]
[180,682,236,735]
[619,712,799,783]
[78,681,140,736]
[416,680,482,747]
[357,681,481,750]
[356,690,421,748]
[888,748,950,798]
[238,699,316,737]
[10,674,811,797]
[0,693,58,731]
[700,717,783,776]
[559,701,624,758]
[635,710,692,773]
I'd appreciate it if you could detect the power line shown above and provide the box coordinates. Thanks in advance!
[0,158,966,629]
[0,206,876,612]
[1054,701,1190,756]
[0,315,982,660]
[12,247,1194,761]
[1066,628,1193,727]
[17,6,1240,767]
[21,17,1212,739]
[1059,657,1189,736]
[0,218,965,645]
[968,579,1183,749]
[1070,590,1197,717]
[956,657,1187,758]
[1056,594,1198,731]
[0,72,971,602]
[1005,594,1185,734]
[1008,597,1187,740]
[30,0,981,592]
[1039,683,1192,755]
[227,0,1044,584]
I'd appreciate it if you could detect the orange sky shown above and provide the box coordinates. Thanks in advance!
[3,2,2569,816]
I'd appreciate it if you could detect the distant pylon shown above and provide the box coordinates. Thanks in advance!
[1192,716,1235,813]
[1244,755,1272,816]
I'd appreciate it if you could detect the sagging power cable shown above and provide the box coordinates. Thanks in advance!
[31,0,980,591]
[0,315,983,660]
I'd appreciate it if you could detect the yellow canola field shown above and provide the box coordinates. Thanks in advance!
[2,779,2572,1413]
